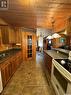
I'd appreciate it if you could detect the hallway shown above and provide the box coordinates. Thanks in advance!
[1,52,55,95]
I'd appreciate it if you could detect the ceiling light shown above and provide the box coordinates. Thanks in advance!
[46,35,53,39]
[64,30,67,35]
[52,33,61,38]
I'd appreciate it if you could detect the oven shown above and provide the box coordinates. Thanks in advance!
[51,59,71,95]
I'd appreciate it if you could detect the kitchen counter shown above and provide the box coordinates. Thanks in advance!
[52,48,70,55]
[44,49,71,95]
[44,50,68,59]
[44,49,68,75]
[0,48,22,64]
[0,48,23,90]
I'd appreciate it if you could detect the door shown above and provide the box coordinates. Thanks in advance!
[26,32,36,60]
[22,31,36,60]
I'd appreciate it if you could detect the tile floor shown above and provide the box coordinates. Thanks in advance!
[1,52,56,95]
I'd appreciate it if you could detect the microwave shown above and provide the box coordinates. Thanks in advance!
[51,59,71,95]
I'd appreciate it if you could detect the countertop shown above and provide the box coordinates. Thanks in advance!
[0,48,22,64]
[52,48,70,55]
[44,50,68,59]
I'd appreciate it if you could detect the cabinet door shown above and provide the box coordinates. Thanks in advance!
[1,66,6,87]
[8,27,16,43]
[1,26,16,44]
[17,52,23,66]
[1,61,10,87]
[44,52,48,67]
[44,52,52,74]
[10,57,16,74]
[1,26,9,44]
[15,30,22,44]
[0,27,2,44]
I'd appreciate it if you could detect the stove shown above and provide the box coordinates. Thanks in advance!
[51,59,71,95]
[55,59,71,73]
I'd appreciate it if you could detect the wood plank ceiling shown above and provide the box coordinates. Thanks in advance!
[0,0,71,32]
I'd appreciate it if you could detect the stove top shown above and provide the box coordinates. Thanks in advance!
[55,59,71,73]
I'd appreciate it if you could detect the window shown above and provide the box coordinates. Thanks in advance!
[27,35,32,58]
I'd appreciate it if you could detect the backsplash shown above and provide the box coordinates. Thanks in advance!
[0,44,13,51]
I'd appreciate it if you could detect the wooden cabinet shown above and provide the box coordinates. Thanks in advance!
[15,28,22,44]
[44,51,52,75]
[16,52,23,66]
[1,51,23,88]
[1,26,16,44]
[8,27,16,43]
[43,38,48,50]
[22,31,36,60]
[1,60,11,87]
[10,56,17,74]
[66,17,71,48]
[1,26,8,44]
[0,27,2,44]
[1,26,22,44]
[67,17,71,36]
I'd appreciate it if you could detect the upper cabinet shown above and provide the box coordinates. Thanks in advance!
[15,28,22,44]
[1,26,22,45]
[8,27,16,44]
[0,27,2,44]
[67,17,71,35]
[1,26,16,44]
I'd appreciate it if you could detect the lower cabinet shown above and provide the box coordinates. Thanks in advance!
[44,52,52,75]
[1,61,12,87]
[1,51,23,88]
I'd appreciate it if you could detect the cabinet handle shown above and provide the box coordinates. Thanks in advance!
[56,84,59,90]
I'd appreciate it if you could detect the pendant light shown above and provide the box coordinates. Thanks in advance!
[52,33,61,38]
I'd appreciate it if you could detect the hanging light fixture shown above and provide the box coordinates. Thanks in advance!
[46,35,53,39]
[52,33,61,38]
[51,17,61,38]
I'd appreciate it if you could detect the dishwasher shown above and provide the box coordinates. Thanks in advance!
[0,69,3,93]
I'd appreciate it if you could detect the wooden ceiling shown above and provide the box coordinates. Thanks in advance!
[0,0,71,32]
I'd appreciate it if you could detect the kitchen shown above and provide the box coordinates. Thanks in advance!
[0,0,71,95]
[43,17,71,95]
